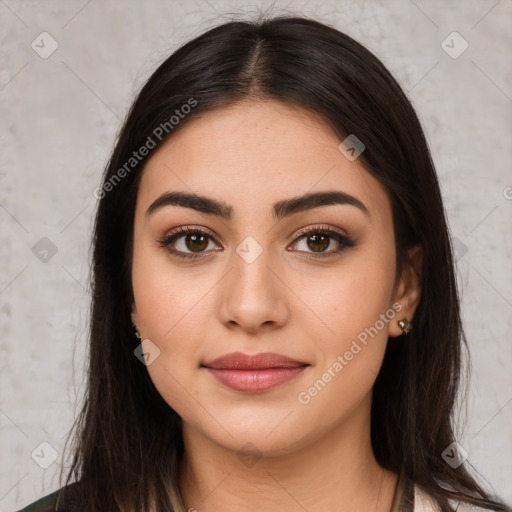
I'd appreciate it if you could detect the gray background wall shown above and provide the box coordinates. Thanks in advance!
[1,1,511,510]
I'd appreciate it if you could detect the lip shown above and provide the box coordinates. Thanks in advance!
[202,352,310,392]
[203,352,308,370]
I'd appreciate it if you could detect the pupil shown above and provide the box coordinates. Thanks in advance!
[308,234,329,252]
[186,234,208,252]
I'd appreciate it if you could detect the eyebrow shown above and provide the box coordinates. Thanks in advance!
[146,190,369,220]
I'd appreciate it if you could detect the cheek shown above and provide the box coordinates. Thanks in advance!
[293,262,396,418]
[294,245,397,402]
[131,249,210,419]
[300,249,395,342]
[131,238,207,338]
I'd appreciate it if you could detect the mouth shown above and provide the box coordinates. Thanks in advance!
[201,352,310,392]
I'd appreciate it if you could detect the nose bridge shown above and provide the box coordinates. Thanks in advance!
[233,242,273,297]
[218,236,289,331]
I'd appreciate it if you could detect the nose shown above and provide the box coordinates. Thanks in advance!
[217,246,290,334]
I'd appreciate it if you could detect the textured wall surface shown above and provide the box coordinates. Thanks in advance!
[1,1,511,510]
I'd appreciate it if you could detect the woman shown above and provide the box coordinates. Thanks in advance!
[19,15,511,512]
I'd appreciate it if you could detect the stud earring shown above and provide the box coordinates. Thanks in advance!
[132,323,141,339]
[398,318,412,334]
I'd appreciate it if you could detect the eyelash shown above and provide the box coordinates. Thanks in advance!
[157,224,356,260]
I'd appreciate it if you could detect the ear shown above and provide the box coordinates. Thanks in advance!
[388,243,423,338]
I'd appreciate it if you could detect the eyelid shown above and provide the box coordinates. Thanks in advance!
[162,223,348,244]
[164,225,220,242]
[290,223,349,240]
[165,224,217,238]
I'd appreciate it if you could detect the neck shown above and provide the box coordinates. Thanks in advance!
[178,394,398,512]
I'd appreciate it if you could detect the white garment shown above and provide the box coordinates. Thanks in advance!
[414,485,497,511]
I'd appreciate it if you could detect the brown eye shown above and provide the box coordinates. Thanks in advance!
[306,233,330,252]
[158,226,221,259]
[184,233,209,252]
[289,226,356,257]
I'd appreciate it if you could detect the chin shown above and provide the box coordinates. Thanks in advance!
[185,404,316,457]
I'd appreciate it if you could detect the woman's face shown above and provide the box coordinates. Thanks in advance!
[131,99,420,456]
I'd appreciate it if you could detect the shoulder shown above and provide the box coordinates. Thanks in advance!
[17,481,82,512]
[414,484,507,512]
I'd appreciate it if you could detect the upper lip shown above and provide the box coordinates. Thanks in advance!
[202,352,309,370]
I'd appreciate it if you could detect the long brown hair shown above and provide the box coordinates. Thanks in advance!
[61,15,510,512]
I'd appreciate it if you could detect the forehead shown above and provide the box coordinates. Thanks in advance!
[137,100,391,222]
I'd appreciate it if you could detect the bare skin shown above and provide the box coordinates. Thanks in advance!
[131,99,422,511]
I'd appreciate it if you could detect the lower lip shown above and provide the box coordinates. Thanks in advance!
[205,366,308,392]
